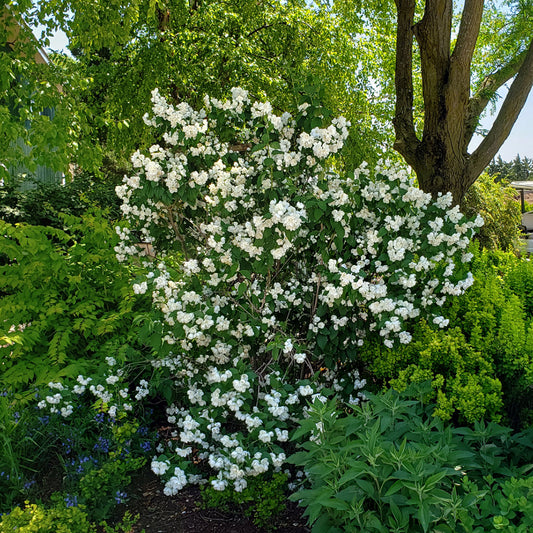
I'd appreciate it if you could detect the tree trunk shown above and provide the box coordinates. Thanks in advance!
[394,0,533,204]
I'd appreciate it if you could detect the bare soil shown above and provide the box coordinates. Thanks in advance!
[115,467,310,533]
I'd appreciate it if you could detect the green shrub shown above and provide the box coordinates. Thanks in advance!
[466,475,533,532]
[0,503,141,533]
[0,173,121,227]
[0,502,94,533]
[358,245,533,426]
[0,211,149,395]
[360,321,503,423]
[200,472,288,529]
[78,456,145,522]
[462,172,521,252]
[454,247,533,426]
[288,386,533,533]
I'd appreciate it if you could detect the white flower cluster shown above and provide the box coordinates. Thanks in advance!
[37,361,136,420]
[112,88,482,494]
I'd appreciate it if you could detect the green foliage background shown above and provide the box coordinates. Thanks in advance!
[0,211,149,396]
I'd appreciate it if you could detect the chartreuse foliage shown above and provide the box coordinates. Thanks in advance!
[362,320,504,423]
[0,503,141,533]
[0,502,94,533]
[289,385,533,533]
[358,244,533,426]
[0,211,149,396]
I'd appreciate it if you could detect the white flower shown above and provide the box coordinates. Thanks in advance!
[293,352,306,364]
[232,375,250,393]
[151,459,170,476]
[298,385,313,396]
[163,467,188,495]
[106,375,119,385]
[211,478,228,491]
[60,405,73,417]
[133,282,148,294]
[258,430,273,443]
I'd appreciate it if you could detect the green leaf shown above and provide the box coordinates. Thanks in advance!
[355,479,376,498]
[315,497,350,511]
[384,480,405,497]
[418,504,431,532]
[237,282,247,297]
[317,335,328,350]
[338,466,365,485]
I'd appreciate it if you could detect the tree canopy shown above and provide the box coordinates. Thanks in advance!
[488,154,533,182]
[2,0,532,197]
[0,5,84,182]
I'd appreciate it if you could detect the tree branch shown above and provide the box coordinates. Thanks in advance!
[246,24,273,39]
[392,0,420,167]
[450,0,484,71]
[442,0,484,156]
[465,48,528,143]
[469,37,533,182]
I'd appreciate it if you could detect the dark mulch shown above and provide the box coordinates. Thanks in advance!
[116,467,310,533]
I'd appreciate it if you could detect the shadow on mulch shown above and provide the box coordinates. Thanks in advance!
[114,467,310,533]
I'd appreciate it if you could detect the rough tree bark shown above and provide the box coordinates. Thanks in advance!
[393,0,533,204]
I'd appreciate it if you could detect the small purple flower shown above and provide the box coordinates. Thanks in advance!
[115,490,127,504]
[93,436,110,453]
[140,441,151,452]
[23,479,36,490]
[65,494,78,507]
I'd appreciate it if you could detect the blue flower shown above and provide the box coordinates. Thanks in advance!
[115,490,127,504]
[65,494,78,507]
[137,426,149,436]
[93,436,110,453]
[23,479,36,490]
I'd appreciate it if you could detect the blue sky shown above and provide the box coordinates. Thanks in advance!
[473,90,533,160]
[40,27,533,161]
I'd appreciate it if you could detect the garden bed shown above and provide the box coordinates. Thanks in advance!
[111,466,309,533]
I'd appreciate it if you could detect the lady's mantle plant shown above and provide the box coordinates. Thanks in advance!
[41,88,482,496]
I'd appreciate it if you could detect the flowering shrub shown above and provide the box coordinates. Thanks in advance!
[40,88,482,495]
